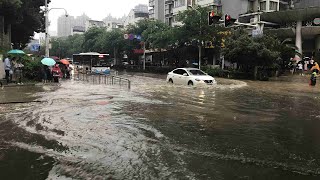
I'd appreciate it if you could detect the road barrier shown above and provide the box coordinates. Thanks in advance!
[75,72,131,90]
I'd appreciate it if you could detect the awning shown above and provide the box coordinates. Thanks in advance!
[261,7,320,24]
[264,26,320,38]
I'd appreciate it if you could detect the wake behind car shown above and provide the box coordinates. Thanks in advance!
[166,68,217,86]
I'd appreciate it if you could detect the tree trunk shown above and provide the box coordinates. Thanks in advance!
[254,66,258,80]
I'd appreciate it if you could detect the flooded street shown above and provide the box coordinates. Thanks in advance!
[1,74,320,179]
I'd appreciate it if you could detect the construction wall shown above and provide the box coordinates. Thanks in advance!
[0,16,11,79]
[0,54,4,79]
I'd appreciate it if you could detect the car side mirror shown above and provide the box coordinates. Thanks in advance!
[183,73,188,76]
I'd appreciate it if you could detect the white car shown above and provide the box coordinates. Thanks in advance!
[166,68,217,86]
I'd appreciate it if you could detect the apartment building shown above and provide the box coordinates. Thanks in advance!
[149,0,165,22]
[124,4,149,27]
[57,14,90,37]
[85,20,106,31]
[57,15,74,37]
[103,14,125,31]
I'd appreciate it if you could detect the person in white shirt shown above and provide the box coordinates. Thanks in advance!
[297,62,303,76]
[4,56,12,83]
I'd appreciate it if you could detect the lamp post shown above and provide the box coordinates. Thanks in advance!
[44,0,68,57]
[188,5,202,70]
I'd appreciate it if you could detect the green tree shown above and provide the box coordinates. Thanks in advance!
[0,0,49,48]
[177,6,224,46]
[223,30,281,78]
[50,34,85,58]
[82,27,106,52]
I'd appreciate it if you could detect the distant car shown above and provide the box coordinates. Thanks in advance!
[166,68,217,86]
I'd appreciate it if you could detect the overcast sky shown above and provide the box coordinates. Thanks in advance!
[47,0,148,33]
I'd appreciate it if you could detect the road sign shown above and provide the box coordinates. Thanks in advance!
[313,18,320,25]
[124,34,129,39]
[129,34,134,40]
[252,29,263,38]
[30,44,40,52]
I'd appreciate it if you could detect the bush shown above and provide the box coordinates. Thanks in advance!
[203,67,230,78]
[22,57,42,81]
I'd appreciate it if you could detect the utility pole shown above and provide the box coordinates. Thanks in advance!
[45,0,49,57]
[44,0,68,58]
[143,42,146,71]
[188,5,202,70]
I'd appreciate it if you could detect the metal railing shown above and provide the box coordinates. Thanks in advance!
[75,72,131,90]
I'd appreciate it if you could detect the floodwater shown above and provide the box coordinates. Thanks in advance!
[1,74,320,180]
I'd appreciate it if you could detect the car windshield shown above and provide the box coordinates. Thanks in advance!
[188,69,207,76]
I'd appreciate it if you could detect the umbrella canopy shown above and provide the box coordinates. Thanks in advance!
[41,58,56,66]
[60,59,70,65]
[8,49,25,55]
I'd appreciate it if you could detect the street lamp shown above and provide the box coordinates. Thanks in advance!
[188,5,202,70]
[44,0,68,57]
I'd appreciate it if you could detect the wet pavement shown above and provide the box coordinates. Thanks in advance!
[1,74,320,179]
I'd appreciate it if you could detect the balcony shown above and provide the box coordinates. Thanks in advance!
[149,0,155,7]
[165,0,174,5]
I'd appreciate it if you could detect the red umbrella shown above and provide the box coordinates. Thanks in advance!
[60,59,70,65]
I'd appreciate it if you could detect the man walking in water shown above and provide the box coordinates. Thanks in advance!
[4,55,12,84]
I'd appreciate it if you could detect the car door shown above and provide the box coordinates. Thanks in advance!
[179,69,189,85]
[171,69,182,84]
[172,69,183,84]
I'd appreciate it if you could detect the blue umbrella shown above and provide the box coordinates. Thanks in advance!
[8,49,25,54]
[41,58,56,66]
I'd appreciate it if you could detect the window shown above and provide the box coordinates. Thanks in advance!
[173,69,186,75]
[248,1,254,12]
[174,0,185,7]
[259,1,266,11]
[269,1,278,11]
[188,69,206,76]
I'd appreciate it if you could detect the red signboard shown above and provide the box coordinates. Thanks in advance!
[133,49,144,54]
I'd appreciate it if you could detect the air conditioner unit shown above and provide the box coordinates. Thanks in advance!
[250,17,258,24]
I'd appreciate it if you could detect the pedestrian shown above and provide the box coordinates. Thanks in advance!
[304,59,309,71]
[42,65,49,83]
[310,72,317,86]
[4,55,12,84]
[47,66,53,83]
[311,62,320,74]
[297,62,303,75]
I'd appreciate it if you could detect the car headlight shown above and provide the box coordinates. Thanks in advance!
[195,78,201,81]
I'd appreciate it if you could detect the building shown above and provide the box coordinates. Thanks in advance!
[165,0,222,26]
[103,14,125,31]
[124,4,149,27]
[57,15,75,37]
[57,13,89,37]
[72,26,86,35]
[85,20,106,31]
[74,13,90,27]
[149,0,165,22]
[259,0,320,61]
[165,0,174,26]
[157,0,320,61]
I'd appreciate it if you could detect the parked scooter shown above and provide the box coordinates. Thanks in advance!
[52,64,62,83]
[52,70,60,83]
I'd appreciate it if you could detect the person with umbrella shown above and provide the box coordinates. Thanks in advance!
[7,49,25,84]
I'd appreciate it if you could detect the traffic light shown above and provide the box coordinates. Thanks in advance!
[224,14,236,27]
[208,11,221,26]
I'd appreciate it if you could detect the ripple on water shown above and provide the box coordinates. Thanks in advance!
[3,75,320,179]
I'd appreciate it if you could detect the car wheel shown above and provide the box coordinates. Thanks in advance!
[168,79,173,84]
[188,81,193,86]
